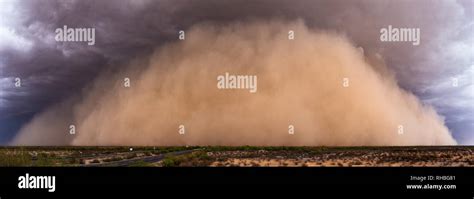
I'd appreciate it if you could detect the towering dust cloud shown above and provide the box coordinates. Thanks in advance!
[13,21,456,146]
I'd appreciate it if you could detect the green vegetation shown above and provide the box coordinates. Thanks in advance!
[0,146,471,167]
[128,160,153,167]
[161,151,212,167]
[0,146,202,166]
[0,150,60,166]
[0,150,31,166]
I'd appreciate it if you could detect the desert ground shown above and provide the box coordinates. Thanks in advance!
[0,146,472,167]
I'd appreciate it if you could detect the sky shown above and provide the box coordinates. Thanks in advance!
[0,0,472,145]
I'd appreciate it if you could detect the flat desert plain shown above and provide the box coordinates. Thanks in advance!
[0,146,472,167]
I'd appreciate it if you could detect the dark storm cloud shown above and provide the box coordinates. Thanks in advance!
[0,0,472,143]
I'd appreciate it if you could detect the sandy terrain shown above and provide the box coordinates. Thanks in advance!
[206,147,474,167]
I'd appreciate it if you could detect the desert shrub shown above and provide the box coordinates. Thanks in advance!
[161,151,212,167]
[0,151,31,166]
